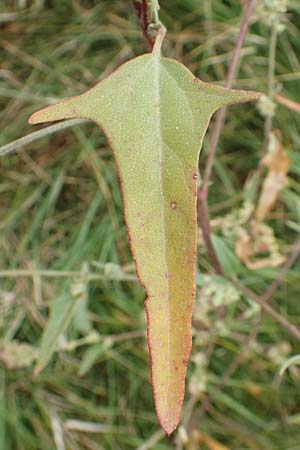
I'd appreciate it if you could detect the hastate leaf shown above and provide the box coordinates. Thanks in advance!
[29,39,259,435]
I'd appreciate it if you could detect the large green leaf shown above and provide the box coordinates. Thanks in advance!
[29,36,259,434]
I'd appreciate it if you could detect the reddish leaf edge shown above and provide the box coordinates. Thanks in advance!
[144,302,193,436]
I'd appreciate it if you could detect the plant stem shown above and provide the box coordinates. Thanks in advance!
[0,119,88,157]
[198,0,256,275]
[196,2,284,375]
[0,269,137,282]
[230,278,300,342]
[194,315,261,423]
[132,0,153,47]
[201,0,257,198]
[132,0,165,48]
[197,191,223,275]
[152,26,166,56]
[263,26,278,153]
[197,0,300,344]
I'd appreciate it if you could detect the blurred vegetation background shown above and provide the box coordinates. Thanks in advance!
[1,1,300,449]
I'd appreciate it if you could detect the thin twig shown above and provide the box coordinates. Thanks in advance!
[0,269,137,282]
[261,238,300,303]
[198,0,256,275]
[132,0,153,47]
[182,241,300,433]
[107,330,145,343]
[197,192,223,275]
[190,0,299,433]
[231,237,300,340]
[248,23,279,214]
[262,26,278,154]
[201,0,257,194]
[0,119,88,157]
[230,278,300,342]
[195,314,261,421]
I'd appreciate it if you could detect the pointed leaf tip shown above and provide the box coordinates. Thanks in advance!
[160,418,179,436]
[28,96,84,125]
[28,111,41,125]
[234,89,261,104]
[28,105,66,125]
[217,86,261,107]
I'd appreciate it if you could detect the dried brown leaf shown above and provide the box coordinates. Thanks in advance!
[256,131,290,222]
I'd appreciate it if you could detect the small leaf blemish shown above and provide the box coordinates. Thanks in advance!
[170,202,177,210]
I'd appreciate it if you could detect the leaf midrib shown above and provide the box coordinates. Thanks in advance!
[154,52,171,412]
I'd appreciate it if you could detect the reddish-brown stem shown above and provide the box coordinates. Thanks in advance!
[132,0,164,49]
[198,0,256,275]
[197,190,223,275]
[132,0,154,48]
[196,0,300,345]
[201,0,257,196]
[184,0,300,430]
